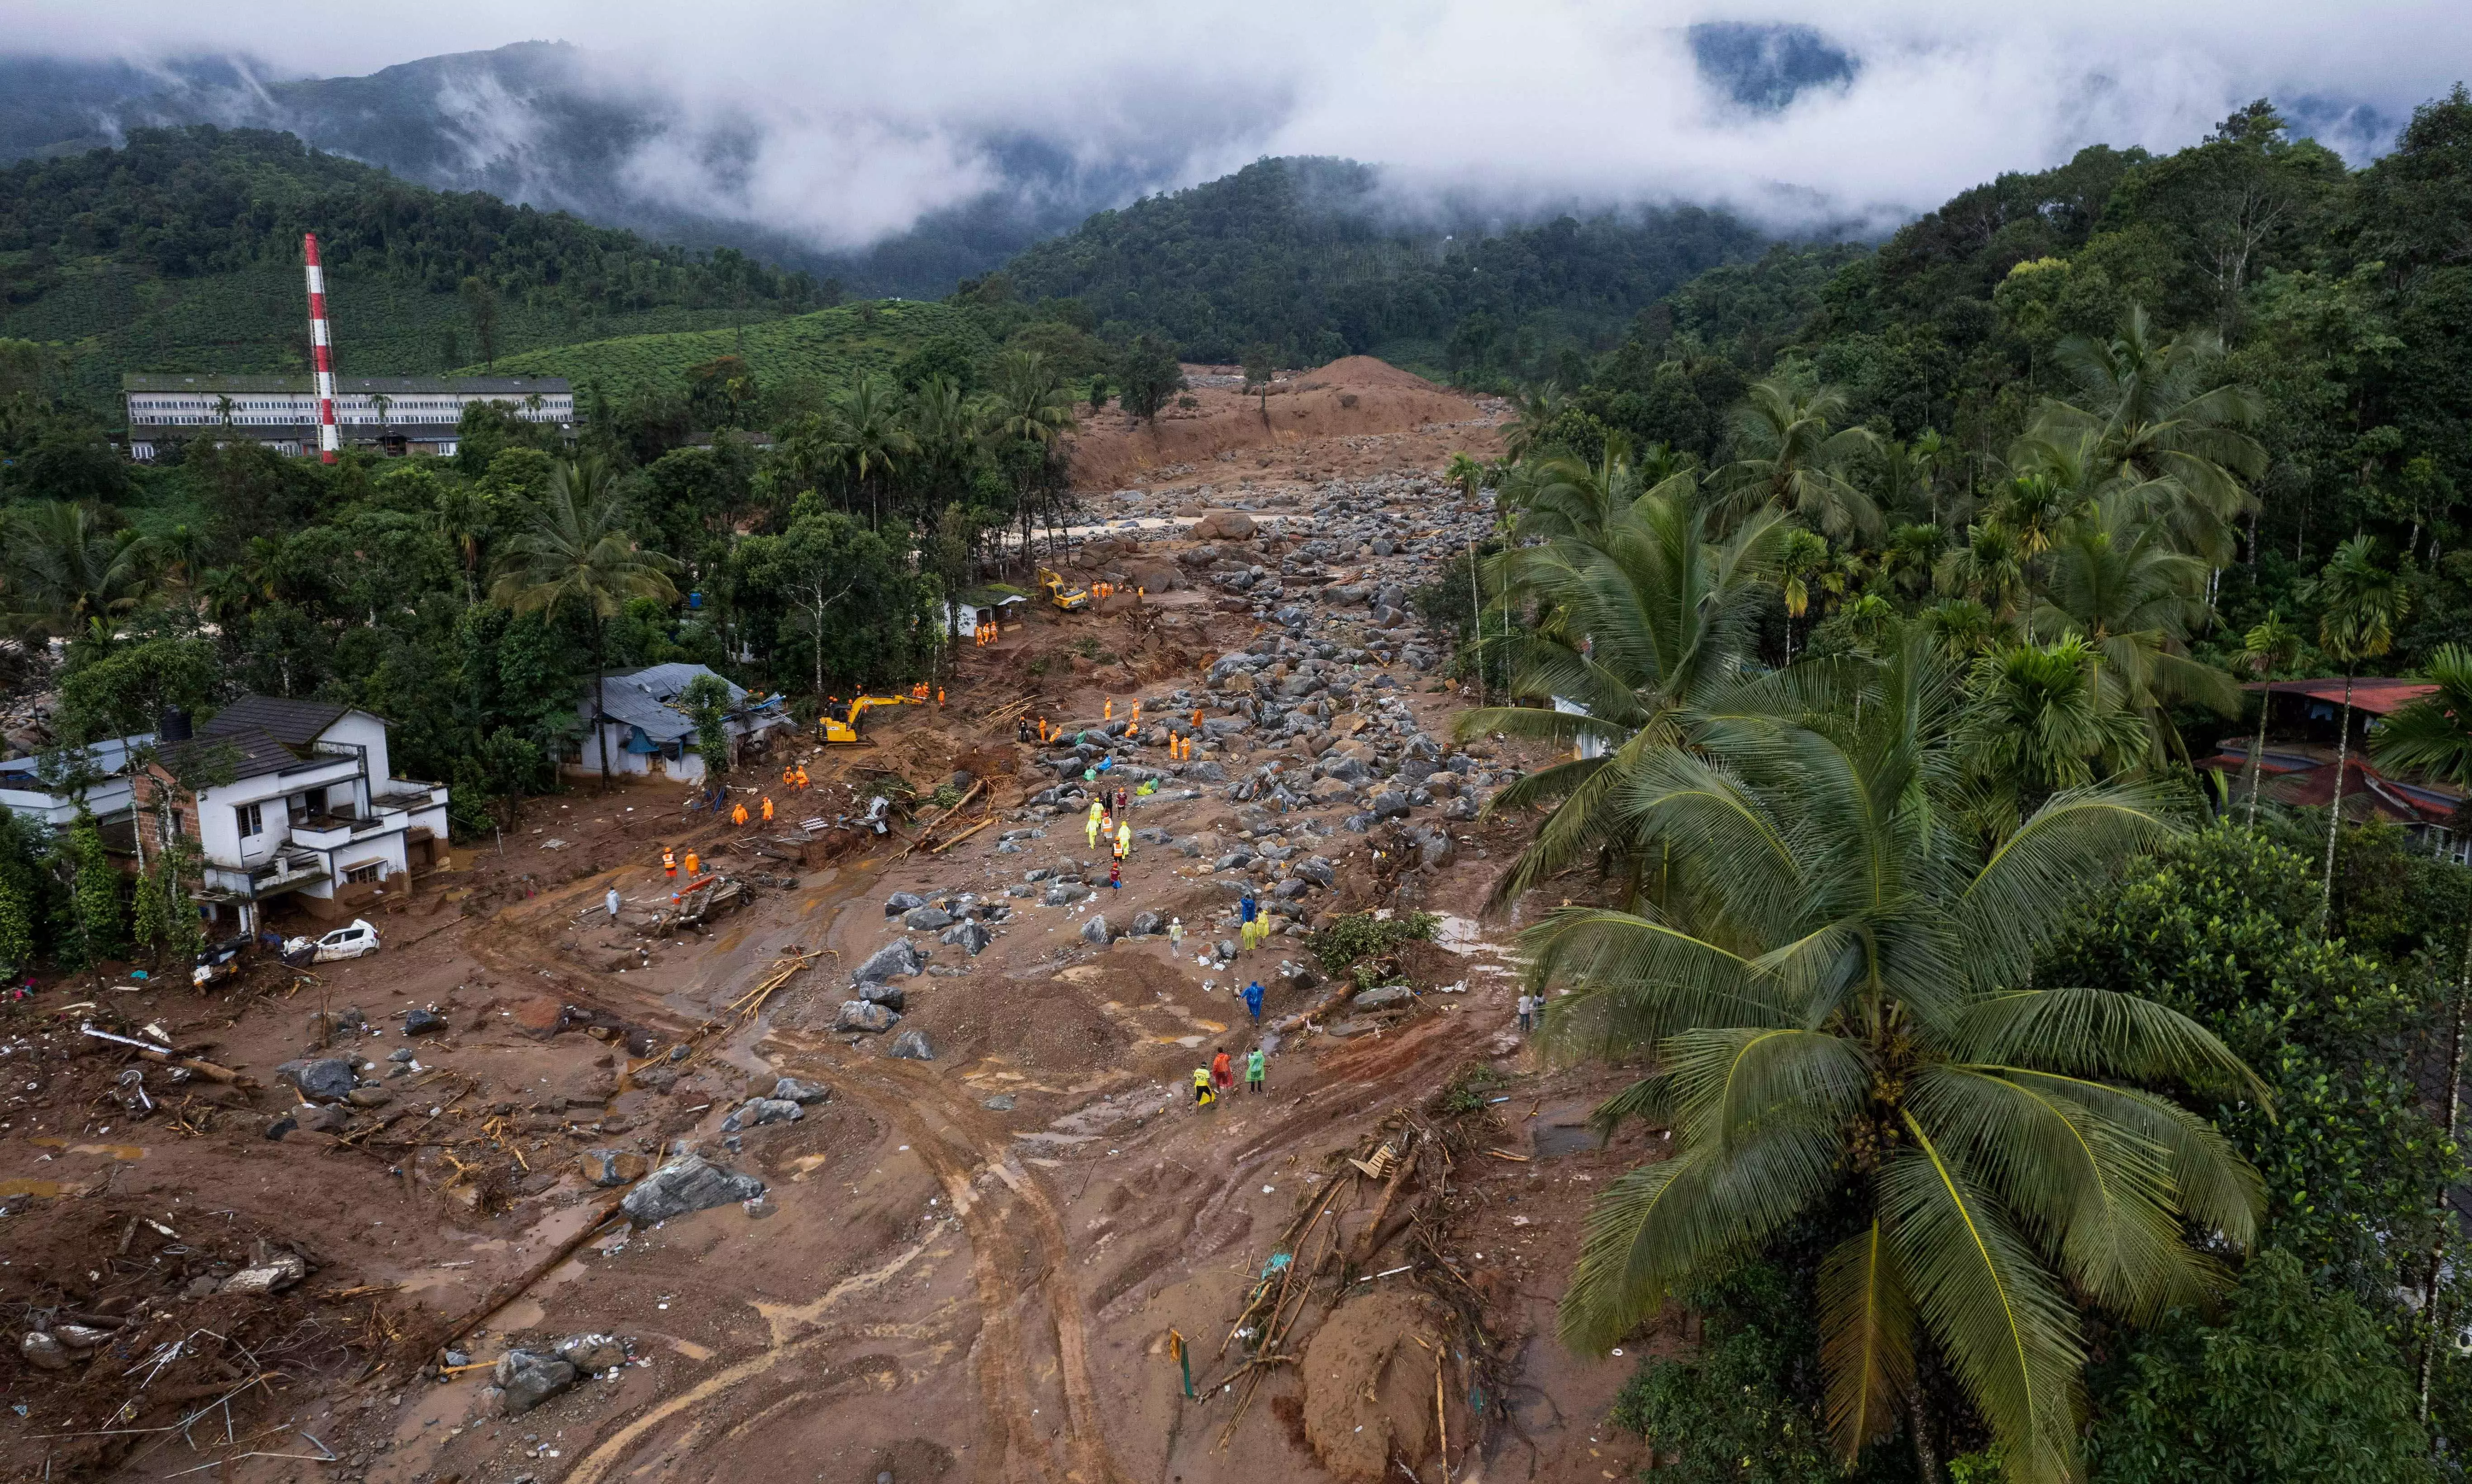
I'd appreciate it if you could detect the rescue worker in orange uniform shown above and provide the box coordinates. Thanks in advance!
[662,846,677,880]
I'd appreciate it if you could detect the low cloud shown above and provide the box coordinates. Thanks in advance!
[9,0,2466,250]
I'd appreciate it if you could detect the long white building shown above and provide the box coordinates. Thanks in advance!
[124,374,575,459]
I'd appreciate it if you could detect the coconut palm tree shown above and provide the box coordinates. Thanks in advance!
[1531,633,2263,1484]
[2030,493,2238,755]
[1456,478,1787,913]
[1501,381,1567,464]
[2031,305,2266,566]
[0,501,149,639]
[1499,436,1676,546]
[826,374,917,528]
[490,456,680,792]
[2236,610,2302,825]
[2301,536,2409,922]
[1719,377,1880,542]
[987,349,1078,451]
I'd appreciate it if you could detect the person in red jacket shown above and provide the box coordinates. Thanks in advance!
[1210,1048,1235,1100]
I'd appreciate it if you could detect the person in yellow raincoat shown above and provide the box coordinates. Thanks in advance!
[1086,799,1104,848]
[1193,1065,1214,1108]
[1115,821,1131,858]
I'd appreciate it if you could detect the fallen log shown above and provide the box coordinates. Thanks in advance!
[80,1025,256,1089]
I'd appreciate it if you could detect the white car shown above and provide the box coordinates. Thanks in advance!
[285,919,381,963]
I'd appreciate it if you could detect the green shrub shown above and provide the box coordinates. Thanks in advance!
[1307,910,1437,975]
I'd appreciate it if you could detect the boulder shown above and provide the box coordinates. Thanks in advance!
[835,999,900,1033]
[1043,881,1091,907]
[20,1332,69,1371]
[579,1148,650,1187]
[772,1077,831,1104]
[295,1103,351,1133]
[722,1098,803,1132]
[942,921,994,956]
[276,1057,358,1102]
[883,891,927,917]
[903,905,954,931]
[1371,790,1410,820]
[621,1152,766,1225]
[1355,983,1417,1009]
[556,1333,628,1372]
[403,1008,446,1036]
[853,939,925,985]
[1193,509,1257,540]
[1081,915,1113,946]
[1129,910,1164,937]
[492,1350,580,1416]
[889,1029,935,1061]
[1294,855,1336,887]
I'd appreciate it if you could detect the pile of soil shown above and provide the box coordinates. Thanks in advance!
[1068,357,1492,490]
[1298,1289,1450,1481]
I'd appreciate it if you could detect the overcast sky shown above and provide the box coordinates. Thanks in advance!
[5,1,2466,247]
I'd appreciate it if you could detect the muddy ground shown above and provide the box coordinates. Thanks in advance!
[0,361,1677,1484]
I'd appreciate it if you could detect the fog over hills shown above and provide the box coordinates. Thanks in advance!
[0,4,2446,299]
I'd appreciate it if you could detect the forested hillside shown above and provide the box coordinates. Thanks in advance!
[0,125,828,410]
[1003,155,1772,377]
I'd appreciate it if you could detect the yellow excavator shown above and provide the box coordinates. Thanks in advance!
[1038,567,1091,613]
[818,693,920,746]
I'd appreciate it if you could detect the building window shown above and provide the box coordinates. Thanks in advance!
[235,802,263,837]
[343,861,382,885]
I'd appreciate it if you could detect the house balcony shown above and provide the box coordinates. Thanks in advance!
[201,851,329,901]
[289,804,409,851]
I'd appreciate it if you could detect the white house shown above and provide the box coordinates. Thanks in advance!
[944,586,1032,637]
[564,664,794,785]
[138,697,451,936]
[0,733,154,832]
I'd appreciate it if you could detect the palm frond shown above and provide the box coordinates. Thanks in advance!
[1819,1222,1916,1463]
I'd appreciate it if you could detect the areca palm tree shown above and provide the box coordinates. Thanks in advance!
[2032,305,2266,566]
[1719,377,1879,542]
[2236,610,2302,824]
[1,500,149,638]
[2030,493,2238,755]
[1960,636,2149,824]
[490,456,680,792]
[2302,536,2409,922]
[2369,643,2472,1409]
[1530,634,2264,1484]
[1456,478,1787,912]
[1936,520,2028,621]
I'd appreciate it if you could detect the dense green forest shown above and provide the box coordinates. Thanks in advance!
[1004,155,1771,376]
[1422,89,2472,1484]
[0,126,830,410]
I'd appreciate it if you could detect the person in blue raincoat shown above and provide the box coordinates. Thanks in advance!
[1244,980,1264,1022]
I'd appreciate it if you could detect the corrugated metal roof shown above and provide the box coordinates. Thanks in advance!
[595,665,747,742]
[159,728,313,784]
[123,375,573,395]
[2244,677,2438,716]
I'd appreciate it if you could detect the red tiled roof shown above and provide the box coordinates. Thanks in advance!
[2243,678,2438,715]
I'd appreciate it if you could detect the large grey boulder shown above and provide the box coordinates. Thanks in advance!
[1129,910,1164,937]
[1355,984,1416,1009]
[942,920,994,956]
[276,1057,358,1102]
[903,905,953,931]
[883,891,926,917]
[621,1153,765,1225]
[1043,881,1091,907]
[1081,915,1113,947]
[889,1029,935,1061]
[835,999,900,1033]
[492,1350,579,1415]
[772,1077,830,1104]
[853,940,925,985]
[556,1333,627,1372]
[856,981,907,1012]
[722,1098,803,1132]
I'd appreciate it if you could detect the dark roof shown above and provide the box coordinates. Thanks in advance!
[158,728,312,784]
[123,374,573,395]
[201,695,352,747]
[2244,677,2438,716]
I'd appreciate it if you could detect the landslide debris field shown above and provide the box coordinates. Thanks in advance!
[0,361,1662,1484]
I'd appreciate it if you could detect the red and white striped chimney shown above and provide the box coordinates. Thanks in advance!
[303,233,339,463]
